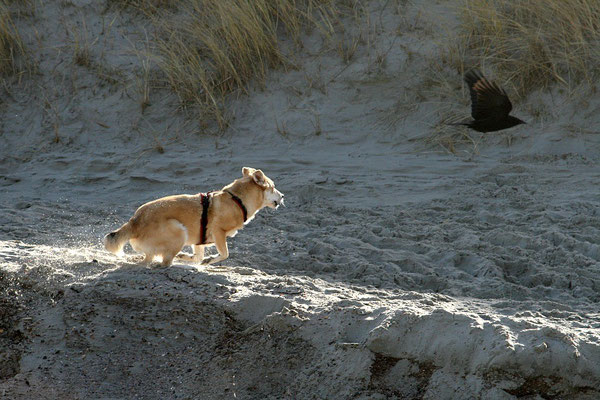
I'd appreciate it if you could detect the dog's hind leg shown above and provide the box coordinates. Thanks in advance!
[129,238,155,265]
[161,252,176,267]
[142,254,155,265]
[159,219,188,267]
[201,230,228,265]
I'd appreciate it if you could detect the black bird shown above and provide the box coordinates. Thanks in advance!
[453,69,526,132]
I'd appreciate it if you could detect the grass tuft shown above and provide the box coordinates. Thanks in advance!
[0,1,27,78]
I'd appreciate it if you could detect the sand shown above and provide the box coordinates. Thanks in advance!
[1,0,600,399]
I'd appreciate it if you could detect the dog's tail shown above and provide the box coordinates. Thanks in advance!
[104,221,133,255]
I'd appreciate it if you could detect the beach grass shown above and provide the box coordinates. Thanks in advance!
[0,1,27,78]
[122,0,339,129]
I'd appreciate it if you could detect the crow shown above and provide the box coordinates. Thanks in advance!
[453,69,526,132]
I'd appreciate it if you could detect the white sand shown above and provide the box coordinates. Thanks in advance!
[1,1,600,398]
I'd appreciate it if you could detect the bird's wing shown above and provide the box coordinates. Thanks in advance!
[464,69,512,120]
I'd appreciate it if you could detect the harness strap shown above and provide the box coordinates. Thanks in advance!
[225,190,248,222]
[197,192,212,245]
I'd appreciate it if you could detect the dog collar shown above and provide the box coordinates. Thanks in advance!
[225,190,248,222]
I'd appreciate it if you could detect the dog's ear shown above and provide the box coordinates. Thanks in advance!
[252,169,268,188]
[242,167,256,177]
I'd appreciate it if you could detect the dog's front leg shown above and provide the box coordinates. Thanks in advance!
[176,244,205,262]
[201,230,229,265]
[192,245,205,262]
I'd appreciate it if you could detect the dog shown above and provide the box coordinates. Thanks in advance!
[104,167,284,267]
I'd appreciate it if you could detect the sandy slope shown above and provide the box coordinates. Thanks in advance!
[1,0,600,399]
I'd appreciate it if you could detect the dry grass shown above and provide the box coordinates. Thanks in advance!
[70,20,94,68]
[0,1,27,78]
[106,0,176,11]
[445,0,600,97]
[129,0,339,130]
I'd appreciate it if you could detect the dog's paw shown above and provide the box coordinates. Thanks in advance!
[200,255,216,265]
[176,252,194,261]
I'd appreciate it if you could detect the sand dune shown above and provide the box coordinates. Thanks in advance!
[1,1,600,398]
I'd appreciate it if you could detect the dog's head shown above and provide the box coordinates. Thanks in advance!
[242,167,284,209]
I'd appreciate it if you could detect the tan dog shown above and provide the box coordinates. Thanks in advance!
[104,167,284,267]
